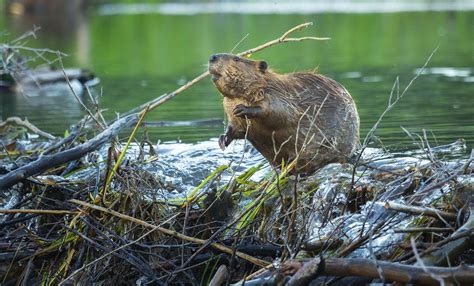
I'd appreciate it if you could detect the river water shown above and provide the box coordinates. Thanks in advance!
[0,1,473,150]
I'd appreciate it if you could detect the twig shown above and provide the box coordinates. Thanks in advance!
[405,204,474,266]
[348,48,438,196]
[0,209,77,215]
[362,47,437,147]
[69,199,270,267]
[56,52,106,130]
[394,227,452,233]
[101,106,149,200]
[0,117,56,140]
[409,237,445,286]
[384,201,458,220]
[336,217,390,257]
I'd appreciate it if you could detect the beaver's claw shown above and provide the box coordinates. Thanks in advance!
[218,134,232,150]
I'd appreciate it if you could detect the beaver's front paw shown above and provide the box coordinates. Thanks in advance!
[233,104,261,118]
[233,104,249,118]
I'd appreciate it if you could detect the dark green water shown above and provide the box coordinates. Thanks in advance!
[1,8,473,149]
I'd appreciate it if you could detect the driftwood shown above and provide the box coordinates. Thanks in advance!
[285,257,474,286]
[0,114,139,190]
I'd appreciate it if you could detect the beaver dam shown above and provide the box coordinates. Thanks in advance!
[1,24,473,285]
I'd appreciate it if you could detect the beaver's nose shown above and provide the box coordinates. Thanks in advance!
[209,54,219,63]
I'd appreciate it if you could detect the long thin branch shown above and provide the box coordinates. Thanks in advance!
[121,22,328,116]
[70,199,270,267]
[0,209,77,215]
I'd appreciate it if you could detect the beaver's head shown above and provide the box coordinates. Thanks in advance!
[208,53,268,100]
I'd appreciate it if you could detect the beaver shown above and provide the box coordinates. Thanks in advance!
[208,53,360,173]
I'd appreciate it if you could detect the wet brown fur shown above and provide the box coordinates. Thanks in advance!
[209,53,360,173]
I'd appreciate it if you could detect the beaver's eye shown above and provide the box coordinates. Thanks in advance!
[233,57,240,62]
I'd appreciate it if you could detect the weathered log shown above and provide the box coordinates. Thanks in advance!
[286,257,474,286]
[0,114,139,190]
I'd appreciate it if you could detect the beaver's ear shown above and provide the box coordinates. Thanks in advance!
[258,61,267,72]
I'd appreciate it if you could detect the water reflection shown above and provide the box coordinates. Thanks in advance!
[5,0,90,66]
[1,90,85,133]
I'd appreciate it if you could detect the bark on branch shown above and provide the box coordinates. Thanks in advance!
[286,257,474,286]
